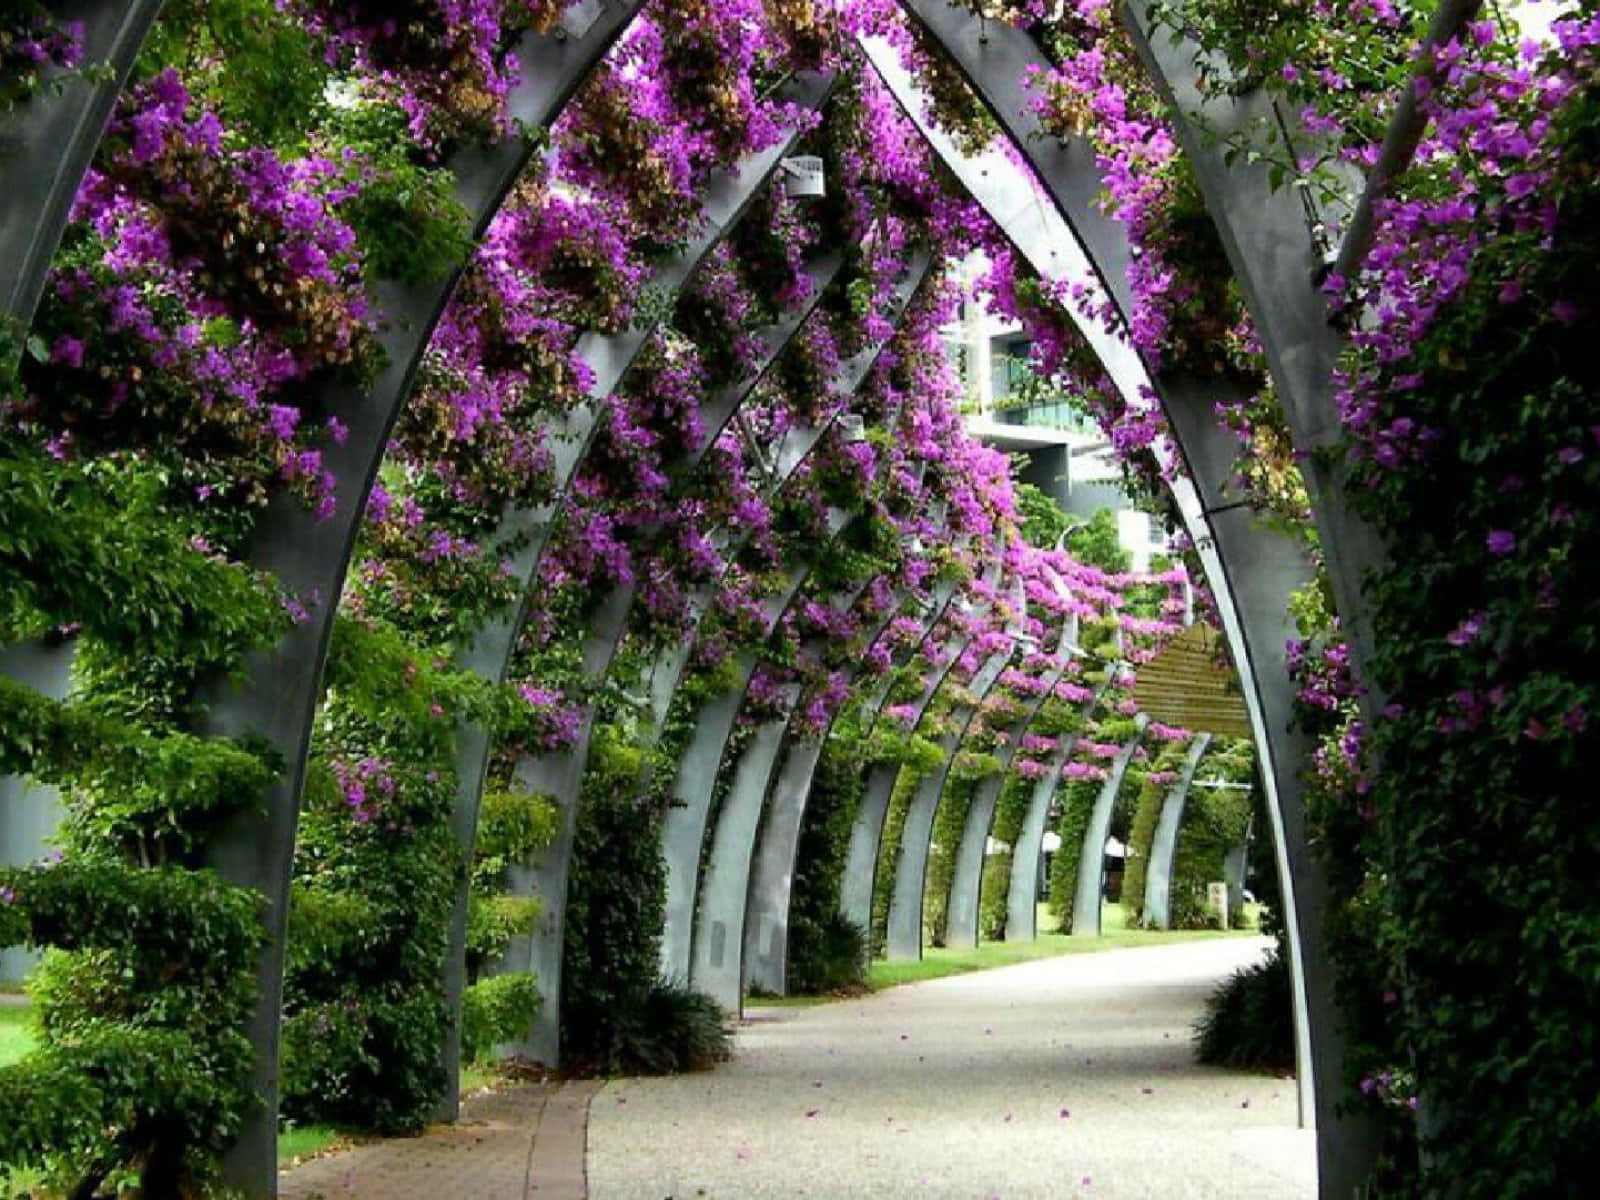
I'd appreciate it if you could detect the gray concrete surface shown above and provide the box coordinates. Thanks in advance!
[589,938,1314,1199]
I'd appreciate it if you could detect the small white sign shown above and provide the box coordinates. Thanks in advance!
[781,155,826,198]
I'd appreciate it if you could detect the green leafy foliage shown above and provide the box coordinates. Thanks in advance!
[1321,73,1600,1197]
[460,973,540,1065]
[1066,507,1132,574]
[1169,742,1253,930]
[465,894,541,971]
[787,725,871,993]
[0,446,289,672]
[1046,775,1099,931]
[1120,740,1193,926]
[1013,481,1074,549]
[560,725,672,1075]
[0,864,260,1194]
[590,980,732,1076]
[1194,950,1295,1073]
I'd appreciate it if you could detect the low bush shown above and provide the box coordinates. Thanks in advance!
[1193,949,1294,1073]
[460,973,539,1064]
[786,912,868,994]
[567,980,731,1077]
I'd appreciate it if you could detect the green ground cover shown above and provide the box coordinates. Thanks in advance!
[0,1007,35,1068]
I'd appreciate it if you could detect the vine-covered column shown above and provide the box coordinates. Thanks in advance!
[1142,733,1213,930]
[0,0,160,328]
[1069,715,1149,936]
[1004,716,1090,942]
[875,11,1348,1156]
[658,506,855,981]
[883,641,1016,960]
[741,581,941,995]
[837,595,985,935]
[657,254,936,980]
[191,13,647,1188]
[444,75,836,1077]
[690,682,803,1010]
[944,647,1073,950]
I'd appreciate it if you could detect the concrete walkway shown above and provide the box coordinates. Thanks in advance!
[279,1080,600,1200]
[589,938,1314,1199]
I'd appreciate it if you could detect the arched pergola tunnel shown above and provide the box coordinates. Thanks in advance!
[2,3,1593,1199]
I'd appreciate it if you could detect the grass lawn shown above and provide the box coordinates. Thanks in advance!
[0,1007,36,1068]
[752,902,1260,1005]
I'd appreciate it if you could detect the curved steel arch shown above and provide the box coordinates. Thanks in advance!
[460,76,841,1072]
[0,0,161,329]
[1142,732,1214,931]
[432,244,844,1107]
[943,634,1076,950]
[837,570,998,937]
[883,628,1019,960]
[655,249,937,982]
[866,18,1353,1172]
[741,576,957,996]
[1003,687,1103,943]
[185,11,652,1190]
[691,570,880,1010]
[1068,715,1150,935]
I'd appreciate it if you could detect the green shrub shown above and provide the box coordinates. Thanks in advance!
[787,912,868,994]
[1047,775,1099,931]
[1194,950,1294,1073]
[589,981,731,1076]
[787,732,868,989]
[560,735,668,1072]
[465,894,542,969]
[979,852,1012,941]
[281,989,447,1135]
[460,973,539,1064]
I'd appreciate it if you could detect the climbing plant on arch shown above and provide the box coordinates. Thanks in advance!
[1,3,1595,1199]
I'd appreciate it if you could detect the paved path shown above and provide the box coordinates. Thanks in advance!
[279,1080,600,1200]
[589,939,1314,1199]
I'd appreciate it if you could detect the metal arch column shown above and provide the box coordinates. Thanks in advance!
[837,592,990,937]
[0,641,74,984]
[0,0,161,330]
[1070,714,1150,936]
[740,578,957,996]
[435,244,846,1103]
[883,642,1017,960]
[471,80,843,1059]
[1143,733,1214,930]
[943,654,1073,950]
[188,11,652,1191]
[691,566,880,1011]
[657,504,854,983]
[1004,725,1085,942]
[865,20,1347,1164]
[653,250,938,983]
[689,683,803,1011]
[637,245,935,768]
[1116,1,1466,716]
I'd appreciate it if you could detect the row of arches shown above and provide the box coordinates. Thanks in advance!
[2,2,1576,1197]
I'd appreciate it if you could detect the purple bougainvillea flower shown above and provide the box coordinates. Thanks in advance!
[1486,530,1516,555]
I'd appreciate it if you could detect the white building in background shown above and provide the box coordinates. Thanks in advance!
[945,252,1169,570]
